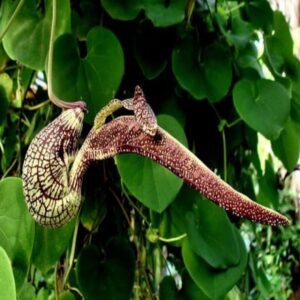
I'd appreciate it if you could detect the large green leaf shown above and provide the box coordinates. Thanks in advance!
[116,114,188,213]
[76,237,135,300]
[233,79,290,140]
[172,37,232,102]
[185,191,240,269]
[182,228,248,300]
[0,177,35,291]
[32,221,75,273]
[52,27,124,122]
[1,0,71,70]
[0,246,16,300]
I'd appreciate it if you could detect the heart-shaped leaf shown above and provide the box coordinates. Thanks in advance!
[182,228,248,300]
[32,220,75,273]
[172,36,232,102]
[116,114,188,213]
[233,79,290,140]
[0,177,35,292]
[1,0,71,70]
[76,237,135,300]
[52,27,124,122]
[0,246,16,300]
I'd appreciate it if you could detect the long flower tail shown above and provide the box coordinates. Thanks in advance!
[84,115,289,226]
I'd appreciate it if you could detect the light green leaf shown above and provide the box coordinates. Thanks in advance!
[233,79,290,140]
[52,27,124,122]
[272,118,300,171]
[0,246,16,300]
[116,114,188,213]
[0,177,35,292]
[1,0,71,70]
[0,73,13,124]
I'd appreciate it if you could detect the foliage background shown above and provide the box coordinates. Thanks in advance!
[0,0,300,299]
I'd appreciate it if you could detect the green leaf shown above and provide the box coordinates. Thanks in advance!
[144,0,186,27]
[233,79,290,140]
[172,36,232,102]
[59,291,76,300]
[0,246,16,300]
[159,276,180,300]
[0,177,35,292]
[17,282,36,300]
[32,220,75,273]
[116,114,188,213]
[0,73,13,124]
[52,27,124,122]
[185,191,240,269]
[76,237,135,300]
[226,16,254,48]
[181,270,211,300]
[72,0,101,40]
[101,0,142,21]
[1,0,71,70]
[272,118,300,171]
[245,0,273,33]
[182,228,248,300]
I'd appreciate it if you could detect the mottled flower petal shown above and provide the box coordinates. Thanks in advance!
[83,116,289,226]
[22,108,85,227]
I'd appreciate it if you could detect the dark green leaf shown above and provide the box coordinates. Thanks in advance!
[144,0,185,27]
[159,276,180,300]
[226,16,254,48]
[116,114,188,213]
[233,79,290,140]
[182,228,248,300]
[246,0,273,32]
[76,237,135,300]
[185,191,240,269]
[101,0,142,21]
[0,177,35,292]
[52,27,124,122]
[0,246,16,300]
[32,220,75,273]
[2,0,71,70]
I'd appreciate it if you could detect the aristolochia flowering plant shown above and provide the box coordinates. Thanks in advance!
[22,86,289,228]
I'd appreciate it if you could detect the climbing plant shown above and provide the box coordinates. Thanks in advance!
[0,0,300,299]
